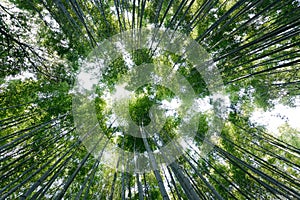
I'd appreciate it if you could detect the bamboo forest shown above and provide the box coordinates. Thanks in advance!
[1,0,300,199]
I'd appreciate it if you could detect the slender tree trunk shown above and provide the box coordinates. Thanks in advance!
[140,126,170,200]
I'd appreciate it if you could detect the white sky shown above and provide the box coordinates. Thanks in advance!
[7,70,299,139]
[250,99,300,137]
[4,71,36,82]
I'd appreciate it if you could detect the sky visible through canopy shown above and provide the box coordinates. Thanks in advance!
[9,71,300,138]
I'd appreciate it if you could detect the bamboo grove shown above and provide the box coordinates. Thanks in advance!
[1,0,300,199]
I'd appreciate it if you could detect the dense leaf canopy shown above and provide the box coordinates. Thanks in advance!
[1,0,300,199]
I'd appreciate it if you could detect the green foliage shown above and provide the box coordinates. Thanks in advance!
[1,0,299,199]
